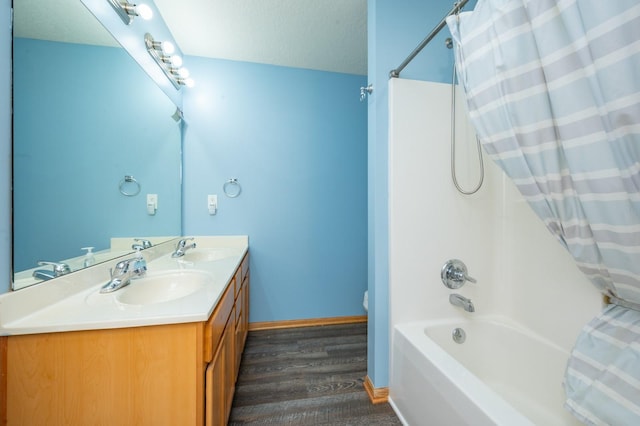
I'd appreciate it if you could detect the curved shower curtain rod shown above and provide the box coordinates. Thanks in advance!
[389,0,469,79]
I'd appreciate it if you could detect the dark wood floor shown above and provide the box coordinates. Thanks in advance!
[228,322,401,425]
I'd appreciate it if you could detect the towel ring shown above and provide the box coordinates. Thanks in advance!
[223,178,242,198]
[119,175,141,196]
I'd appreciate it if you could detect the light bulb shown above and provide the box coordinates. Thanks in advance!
[185,78,195,88]
[161,41,175,55]
[135,4,153,20]
[178,67,190,78]
[170,55,183,67]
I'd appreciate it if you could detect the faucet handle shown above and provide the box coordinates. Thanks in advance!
[177,237,194,247]
[110,256,147,278]
[37,261,71,277]
[172,238,196,257]
[114,258,129,270]
[441,259,476,289]
[133,238,152,249]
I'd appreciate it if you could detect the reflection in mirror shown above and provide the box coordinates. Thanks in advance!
[12,0,182,290]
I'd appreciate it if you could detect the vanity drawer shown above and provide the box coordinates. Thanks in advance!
[234,253,249,299]
[204,279,235,363]
[241,252,249,282]
[234,267,242,299]
[235,282,243,324]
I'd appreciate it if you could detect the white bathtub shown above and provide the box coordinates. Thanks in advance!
[390,317,582,426]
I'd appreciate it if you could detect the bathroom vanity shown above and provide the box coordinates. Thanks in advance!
[0,236,249,425]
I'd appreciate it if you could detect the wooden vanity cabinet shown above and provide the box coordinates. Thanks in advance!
[205,251,249,425]
[3,252,250,426]
[206,311,235,426]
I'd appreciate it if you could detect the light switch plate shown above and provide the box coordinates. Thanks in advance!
[147,194,158,215]
[208,194,218,215]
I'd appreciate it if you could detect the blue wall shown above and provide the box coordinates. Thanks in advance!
[13,39,181,271]
[0,1,483,394]
[0,0,10,293]
[367,0,476,388]
[182,56,368,323]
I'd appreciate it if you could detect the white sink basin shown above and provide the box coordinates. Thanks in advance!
[180,248,238,263]
[116,270,210,305]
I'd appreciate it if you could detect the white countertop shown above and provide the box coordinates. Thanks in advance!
[0,236,248,336]
[13,237,177,291]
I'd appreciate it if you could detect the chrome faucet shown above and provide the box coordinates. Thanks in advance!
[100,256,147,293]
[32,261,71,281]
[449,293,475,312]
[172,238,196,258]
[132,238,152,250]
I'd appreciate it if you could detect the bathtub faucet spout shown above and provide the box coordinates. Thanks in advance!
[450,294,474,312]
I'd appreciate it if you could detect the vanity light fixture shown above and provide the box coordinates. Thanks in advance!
[177,77,195,88]
[172,67,194,87]
[144,33,195,89]
[168,54,183,68]
[153,41,175,55]
[107,0,153,25]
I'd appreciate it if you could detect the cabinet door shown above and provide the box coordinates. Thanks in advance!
[235,282,244,375]
[7,324,201,426]
[224,311,236,419]
[204,281,235,363]
[206,335,226,426]
[241,273,250,348]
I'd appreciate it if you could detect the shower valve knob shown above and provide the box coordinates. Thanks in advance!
[441,259,476,289]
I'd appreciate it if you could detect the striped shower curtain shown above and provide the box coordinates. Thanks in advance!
[447,0,640,424]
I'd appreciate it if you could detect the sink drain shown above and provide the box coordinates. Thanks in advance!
[452,327,466,344]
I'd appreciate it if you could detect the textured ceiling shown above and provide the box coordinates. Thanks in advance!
[14,0,367,76]
[154,0,367,75]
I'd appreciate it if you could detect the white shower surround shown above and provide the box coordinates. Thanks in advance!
[387,78,603,424]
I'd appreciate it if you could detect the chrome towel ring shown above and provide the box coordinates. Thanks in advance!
[119,175,141,196]
[223,178,242,198]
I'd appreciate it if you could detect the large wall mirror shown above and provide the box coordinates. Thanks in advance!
[12,0,182,290]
